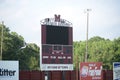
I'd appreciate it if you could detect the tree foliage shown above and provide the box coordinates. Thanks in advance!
[73,36,120,70]
[0,23,40,70]
[16,43,40,70]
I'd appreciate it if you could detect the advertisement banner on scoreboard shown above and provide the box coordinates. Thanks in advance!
[41,64,73,71]
[113,62,120,80]
[80,62,102,80]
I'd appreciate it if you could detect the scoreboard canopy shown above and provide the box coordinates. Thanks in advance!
[40,14,72,27]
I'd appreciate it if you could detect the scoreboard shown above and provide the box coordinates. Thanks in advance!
[40,15,73,71]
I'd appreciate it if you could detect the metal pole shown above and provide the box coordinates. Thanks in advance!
[85,9,91,62]
[76,54,79,80]
[0,21,4,60]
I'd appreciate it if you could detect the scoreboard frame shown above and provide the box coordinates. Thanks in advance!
[40,15,73,71]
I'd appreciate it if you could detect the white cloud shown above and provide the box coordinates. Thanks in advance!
[0,0,120,45]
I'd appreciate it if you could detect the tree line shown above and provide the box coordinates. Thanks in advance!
[0,23,120,70]
[74,36,120,70]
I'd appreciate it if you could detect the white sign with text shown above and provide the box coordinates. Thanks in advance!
[0,61,19,80]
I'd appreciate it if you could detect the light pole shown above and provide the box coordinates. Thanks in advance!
[0,21,4,60]
[85,9,91,62]
[17,42,27,54]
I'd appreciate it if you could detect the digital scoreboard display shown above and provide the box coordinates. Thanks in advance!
[46,25,69,45]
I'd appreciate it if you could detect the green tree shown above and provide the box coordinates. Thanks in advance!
[112,37,120,63]
[0,23,40,70]
[3,32,25,60]
[73,36,120,70]
[17,43,40,70]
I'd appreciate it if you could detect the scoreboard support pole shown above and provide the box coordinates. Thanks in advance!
[62,71,65,80]
[44,71,49,80]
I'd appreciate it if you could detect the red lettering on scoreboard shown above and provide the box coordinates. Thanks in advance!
[54,14,60,22]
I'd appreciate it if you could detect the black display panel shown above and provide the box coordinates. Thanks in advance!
[46,25,69,45]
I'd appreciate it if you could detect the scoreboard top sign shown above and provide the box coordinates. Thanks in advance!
[40,14,72,27]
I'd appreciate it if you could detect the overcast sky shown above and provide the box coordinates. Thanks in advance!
[0,0,120,46]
